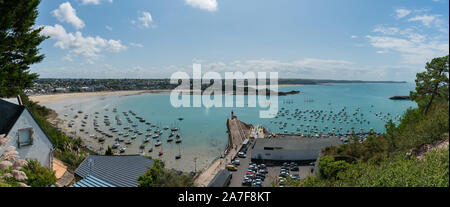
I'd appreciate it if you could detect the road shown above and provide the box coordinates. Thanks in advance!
[194,117,250,187]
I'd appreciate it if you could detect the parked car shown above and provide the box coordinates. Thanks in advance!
[252,180,262,187]
[258,169,267,174]
[242,177,252,186]
[232,159,240,166]
[290,165,299,171]
[226,164,237,171]
[279,171,289,177]
[281,166,290,171]
[278,178,286,186]
[238,152,246,158]
[290,174,300,181]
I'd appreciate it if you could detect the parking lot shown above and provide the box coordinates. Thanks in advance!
[228,139,315,187]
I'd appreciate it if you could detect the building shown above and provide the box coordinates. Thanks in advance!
[208,170,232,187]
[73,155,154,187]
[250,136,342,162]
[0,98,55,168]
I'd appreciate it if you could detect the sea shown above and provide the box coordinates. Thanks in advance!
[44,82,417,172]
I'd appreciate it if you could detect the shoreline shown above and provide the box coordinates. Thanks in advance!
[29,89,172,105]
[28,85,303,105]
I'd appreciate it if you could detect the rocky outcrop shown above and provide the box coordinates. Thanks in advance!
[389,96,411,100]
[406,137,449,160]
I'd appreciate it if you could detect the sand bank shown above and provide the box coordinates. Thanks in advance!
[29,90,172,105]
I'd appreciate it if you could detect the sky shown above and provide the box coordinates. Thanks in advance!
[32,0,449,81]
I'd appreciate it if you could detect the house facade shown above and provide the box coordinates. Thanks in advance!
[0,98,54,168]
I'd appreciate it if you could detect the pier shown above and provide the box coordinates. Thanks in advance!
[194,116,251,187]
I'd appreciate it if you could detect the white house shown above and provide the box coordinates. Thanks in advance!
[0,97,55,168]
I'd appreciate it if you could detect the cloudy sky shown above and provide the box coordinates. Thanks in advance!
[32,0,449,81]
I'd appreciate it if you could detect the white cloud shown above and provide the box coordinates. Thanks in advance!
[350,35,359,39]
[366,32,448,64]
[52,2,85,29]
[41,24,127,62]
[107,40,127,52]
[373,26,400,35]
[34,58,421,81]
[130,42,144,48]
[105,25,112,31]
[133,11,156,29]
[408,14,441,27]
[185,0,218,12]
[139,12,153,27]
[395,9,411,19]
[365,8,449,65]
[81,0,113,5]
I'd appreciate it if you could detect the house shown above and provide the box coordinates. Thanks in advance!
[0,97,55,168]
[207,170,232,187]
[73,155,154,187]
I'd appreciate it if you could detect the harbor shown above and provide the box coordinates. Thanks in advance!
[35,82,416,174]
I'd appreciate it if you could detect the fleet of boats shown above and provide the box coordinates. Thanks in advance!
[64,106,184,159]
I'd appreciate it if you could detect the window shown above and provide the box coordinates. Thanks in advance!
[17,128,34,147]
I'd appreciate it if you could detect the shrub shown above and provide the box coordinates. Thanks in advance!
[138,159,194,187]
[22,159,57,187]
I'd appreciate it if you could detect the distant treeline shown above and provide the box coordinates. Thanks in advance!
[277,79,407,85]
[30,78,405,94]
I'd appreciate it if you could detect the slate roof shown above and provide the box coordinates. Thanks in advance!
[0,99,25,135]
[0,98,55,148]
[208,170,232,187]
[74,155,154,187]
[253,136,342,151]
[72,175,116,187]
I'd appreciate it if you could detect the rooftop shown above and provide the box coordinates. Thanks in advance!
[0,99,25,135]
[208,170,232,187]
[74,155,154,187]
[72,175,116,187]
[252,136,342,151]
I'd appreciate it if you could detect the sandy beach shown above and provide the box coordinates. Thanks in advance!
[29,90,172,105]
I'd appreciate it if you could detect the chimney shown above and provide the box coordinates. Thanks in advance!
[16,95,23,106]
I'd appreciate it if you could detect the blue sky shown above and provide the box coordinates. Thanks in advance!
[32,0,449,81]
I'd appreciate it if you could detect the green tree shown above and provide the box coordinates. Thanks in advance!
[384,119,396,151]
[21,159,57,187]
[410,55,449,114]
[105,146,113,155]
[138,159,194,187]
[0,0,47,98]
[318,156,350,180]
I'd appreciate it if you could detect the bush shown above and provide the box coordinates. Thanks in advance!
[22,159,57,187]
[138,159,194,187]
[318,156,350,180]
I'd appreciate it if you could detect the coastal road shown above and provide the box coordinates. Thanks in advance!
[194,117,249,187]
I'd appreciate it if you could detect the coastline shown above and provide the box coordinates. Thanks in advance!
[29,89,172,105]
[28,85,304,105]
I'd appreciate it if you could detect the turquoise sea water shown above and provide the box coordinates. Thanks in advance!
[47,82,417,171]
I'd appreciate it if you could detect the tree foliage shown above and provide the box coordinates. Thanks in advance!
[105,146,113,156]
[0,0,47,98]
[410,55,449,114]
[138,159,194,187]
[289,55,450,187]
[22,159,57,187]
